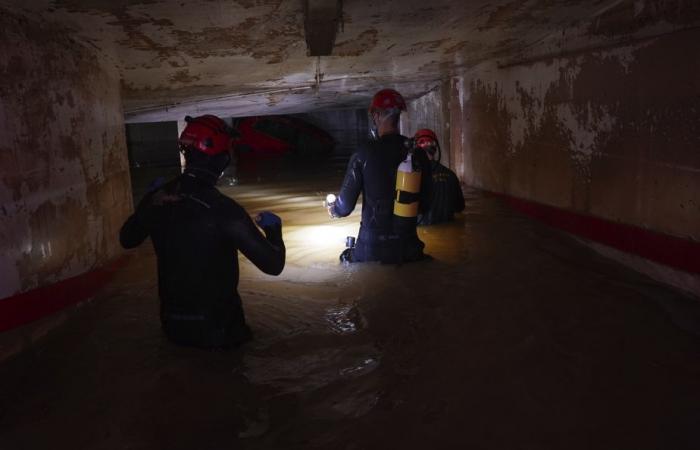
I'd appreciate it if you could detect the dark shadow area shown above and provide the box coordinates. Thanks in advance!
[125,121,181,204]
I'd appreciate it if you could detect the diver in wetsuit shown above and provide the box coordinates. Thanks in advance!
[120,115,285,348]
[327,89,432,263]
[414,129,465,225]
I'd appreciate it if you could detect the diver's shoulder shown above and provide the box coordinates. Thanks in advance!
[356,140,373,154]
[439,162,458,176]
[211,189,240,207]
[350,142,372,162]
[137,175,180,206]
[381,133,408,152]
[211,190,248,217]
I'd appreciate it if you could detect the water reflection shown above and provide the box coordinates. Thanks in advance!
[4,175,699,449]
[325,304,366,334]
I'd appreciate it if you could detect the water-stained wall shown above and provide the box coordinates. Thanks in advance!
[406,22,699,294]
[456,29,700,243]
[0,9,132,300]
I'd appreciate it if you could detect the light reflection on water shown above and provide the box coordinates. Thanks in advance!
[219,177,468,419]
[325,304,366,334]
[339,357,379,377]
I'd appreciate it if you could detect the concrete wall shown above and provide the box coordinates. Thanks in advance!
[0,9,131,300]
[407,24,700,296]
[457,31,700,242]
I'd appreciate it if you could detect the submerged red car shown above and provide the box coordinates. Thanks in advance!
[232,115,335,161]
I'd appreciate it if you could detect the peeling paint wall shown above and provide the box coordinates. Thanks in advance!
[0,9,131,300]
[403,11,700,292]
[455,27,700,242]
[4,0,639,122]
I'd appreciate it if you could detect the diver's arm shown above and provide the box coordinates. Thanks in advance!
[119,213,149,248]
[332,152,364,217]
[229,213,286,276]
[119,194,154,249]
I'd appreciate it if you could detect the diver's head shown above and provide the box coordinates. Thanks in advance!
[178,114,237,183]
[369,89,406,138]
[414,128,439,161]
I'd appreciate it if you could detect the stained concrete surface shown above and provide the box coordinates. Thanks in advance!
[0,8,131,300]
[1,174,699,450]
[6,1,694,122]
[400,24,700,295]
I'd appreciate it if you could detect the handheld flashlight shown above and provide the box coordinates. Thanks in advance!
[325,193,339,218]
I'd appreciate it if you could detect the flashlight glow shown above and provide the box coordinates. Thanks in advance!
[326,194,336,204]
[298,225,346,246]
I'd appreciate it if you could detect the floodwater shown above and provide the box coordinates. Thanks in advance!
[1,173,700,450]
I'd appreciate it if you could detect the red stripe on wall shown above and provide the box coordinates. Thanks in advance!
[0,257,128,333]
[492,193,700,275]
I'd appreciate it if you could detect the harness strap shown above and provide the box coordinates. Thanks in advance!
[395,190,420,204]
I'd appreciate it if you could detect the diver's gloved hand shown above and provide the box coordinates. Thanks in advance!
[255,211,282,229]
[255,211,282,243]
[146,176,166,193]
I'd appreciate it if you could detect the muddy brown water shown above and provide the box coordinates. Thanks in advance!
[1,174,700,450]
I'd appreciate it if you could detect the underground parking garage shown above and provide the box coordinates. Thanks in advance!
[1,0,699,448]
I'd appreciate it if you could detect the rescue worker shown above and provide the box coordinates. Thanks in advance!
[414,129,465,225]
[328,89,431,263]
[120,114,285,348]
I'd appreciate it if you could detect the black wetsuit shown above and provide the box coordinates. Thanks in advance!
[331,133,431,263]
[418,161,465,225]
[120,171,285,348]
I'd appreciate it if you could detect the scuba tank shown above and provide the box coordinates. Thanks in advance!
[393,149,422,218]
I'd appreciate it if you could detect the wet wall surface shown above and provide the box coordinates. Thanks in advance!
[448,26,700,243]
[1,175,699,450]
[0,9,132,299]
[398,12,700,294]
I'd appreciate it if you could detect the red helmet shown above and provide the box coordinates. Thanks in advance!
[414,128,438,148]
[369,89,407,113]
[178,115,234,156]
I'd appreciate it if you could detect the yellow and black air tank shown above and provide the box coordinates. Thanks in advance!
[393,152,421,218]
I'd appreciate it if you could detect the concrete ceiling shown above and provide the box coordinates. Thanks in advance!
[2,0,693,122]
